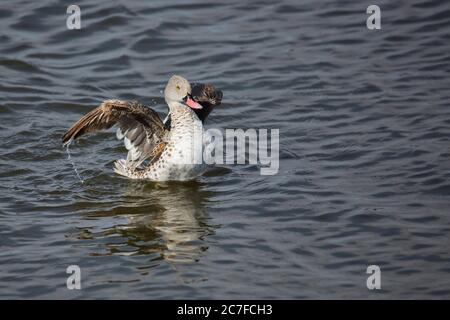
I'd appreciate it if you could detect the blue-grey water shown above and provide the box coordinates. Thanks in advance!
[0,0,449,299]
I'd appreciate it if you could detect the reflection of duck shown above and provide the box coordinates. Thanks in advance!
[62,75,222,181]
[84,181,216,263]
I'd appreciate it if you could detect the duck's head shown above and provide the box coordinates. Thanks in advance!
[164,75,203,111]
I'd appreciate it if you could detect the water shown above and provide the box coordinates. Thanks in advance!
[65,143,84,184]
[0,0,449,299]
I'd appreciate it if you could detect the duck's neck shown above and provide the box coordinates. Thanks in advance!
[167,103,204,164]
[169,104,201,132]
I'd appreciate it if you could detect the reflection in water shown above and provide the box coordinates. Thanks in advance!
[80,181,217,264]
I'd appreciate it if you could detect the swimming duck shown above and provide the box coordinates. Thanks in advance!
[62,75,222,181]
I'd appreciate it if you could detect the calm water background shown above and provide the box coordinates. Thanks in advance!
[0,0,449,299]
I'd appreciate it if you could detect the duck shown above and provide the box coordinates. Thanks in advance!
[62,75,222,181]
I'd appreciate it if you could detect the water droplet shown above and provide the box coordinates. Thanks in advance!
[65,141,84,184]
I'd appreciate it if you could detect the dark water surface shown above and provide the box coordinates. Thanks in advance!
[1,0,450,299]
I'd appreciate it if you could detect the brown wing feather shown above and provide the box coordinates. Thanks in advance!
[62,99,168,168]
[191,83,222,123]
[62,99,165,144]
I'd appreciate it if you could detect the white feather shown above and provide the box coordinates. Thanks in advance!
[130,147,141,161]
[124,137,132,150]
[116,128,124,140]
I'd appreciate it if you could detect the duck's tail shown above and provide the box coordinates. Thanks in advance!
[113,159,140,179]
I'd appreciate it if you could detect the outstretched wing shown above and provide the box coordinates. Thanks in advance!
[164,83,223,129]
[191,83,223,122]
[62,99,168,169]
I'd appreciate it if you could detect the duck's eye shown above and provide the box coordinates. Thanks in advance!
[176,85,180,90]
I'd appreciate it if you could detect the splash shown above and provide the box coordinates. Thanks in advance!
[65,141,84,184]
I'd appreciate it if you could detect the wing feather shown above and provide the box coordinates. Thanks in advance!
[62,99,168,169]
